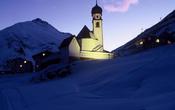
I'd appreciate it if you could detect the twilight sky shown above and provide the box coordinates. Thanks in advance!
[0,0,174,51]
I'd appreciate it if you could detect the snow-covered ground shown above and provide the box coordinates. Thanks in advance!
[1,44,175,110]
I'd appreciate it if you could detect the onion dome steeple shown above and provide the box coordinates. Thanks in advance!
[91,0,102,15]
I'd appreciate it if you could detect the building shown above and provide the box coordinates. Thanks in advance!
[32,51,61,71]
[7,58,33,73]
[59,2,114,60]
[59,36,80,62]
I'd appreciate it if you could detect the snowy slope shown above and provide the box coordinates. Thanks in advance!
[1,44,175,110]
[0,18,71,67]
[115,10,175,56]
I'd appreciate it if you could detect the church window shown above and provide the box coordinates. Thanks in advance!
[96,22,100,28]
[96,15,99,19]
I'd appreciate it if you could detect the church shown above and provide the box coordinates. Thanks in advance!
[59,2,114,60]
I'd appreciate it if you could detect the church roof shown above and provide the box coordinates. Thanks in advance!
[59,35,75,48]
[91,4,102,15]
[77,25,91,39]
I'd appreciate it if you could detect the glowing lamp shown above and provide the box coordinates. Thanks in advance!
[42,53,46,56]
[156,39,160,43]
[139,41,144,45]
[24,60,27,64]
[20,65,23,68]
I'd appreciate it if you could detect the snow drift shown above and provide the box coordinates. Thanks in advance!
[1,44,175,110]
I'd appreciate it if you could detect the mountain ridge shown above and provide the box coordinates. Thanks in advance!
[114,10,175,56]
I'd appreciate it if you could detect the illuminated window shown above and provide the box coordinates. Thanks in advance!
[42,53,46,56]
[167,40,172,44]
[156,39,160,43]
[20,65,23,68]
[96,22,100,28]
[24,60,27,64]
[139,41,144,45]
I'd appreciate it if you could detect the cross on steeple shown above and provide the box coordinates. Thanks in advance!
[96,0,98,5]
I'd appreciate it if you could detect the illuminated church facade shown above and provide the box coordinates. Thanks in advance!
[59,2,114,60]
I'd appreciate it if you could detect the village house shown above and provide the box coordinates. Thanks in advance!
[32,51,61,71]
[7,58,33,73]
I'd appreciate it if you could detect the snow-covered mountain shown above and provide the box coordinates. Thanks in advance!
[0,18,71,67]
[115,10,175,56]
[1,9,175,110]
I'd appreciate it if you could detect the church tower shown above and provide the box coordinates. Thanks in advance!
[59,0,114,59]
[91,0,103,51]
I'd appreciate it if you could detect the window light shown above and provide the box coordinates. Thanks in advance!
[139,41,144,45]
[156,39,160,43]
[42,53,46,56]
[24,60,27,64]
[20,65,23,68]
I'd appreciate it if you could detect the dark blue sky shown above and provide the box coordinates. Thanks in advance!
[0,0,174,50]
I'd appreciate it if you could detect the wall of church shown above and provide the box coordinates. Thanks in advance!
[93,19,103,47]
[80,51,114,59]
[69,37,80,58]
[81,38,99,51]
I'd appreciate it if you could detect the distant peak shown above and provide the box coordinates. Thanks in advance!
[33,18,42,21]
[32,18,48,25]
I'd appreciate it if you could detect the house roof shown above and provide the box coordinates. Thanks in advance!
[77,25,91,39]
[59,35,75,48]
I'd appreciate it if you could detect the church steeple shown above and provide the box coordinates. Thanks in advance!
[91,1,103,51]
[91,1,102,16]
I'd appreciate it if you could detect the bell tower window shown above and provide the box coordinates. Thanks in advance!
[96,22,100,28]
[96,15,100,19]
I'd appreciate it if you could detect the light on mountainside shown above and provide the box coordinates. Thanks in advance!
[139,41,144,45]
[42,53,46,57]
[156,39,160,43]
[24,60,27,64]
[20,65,23,68]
